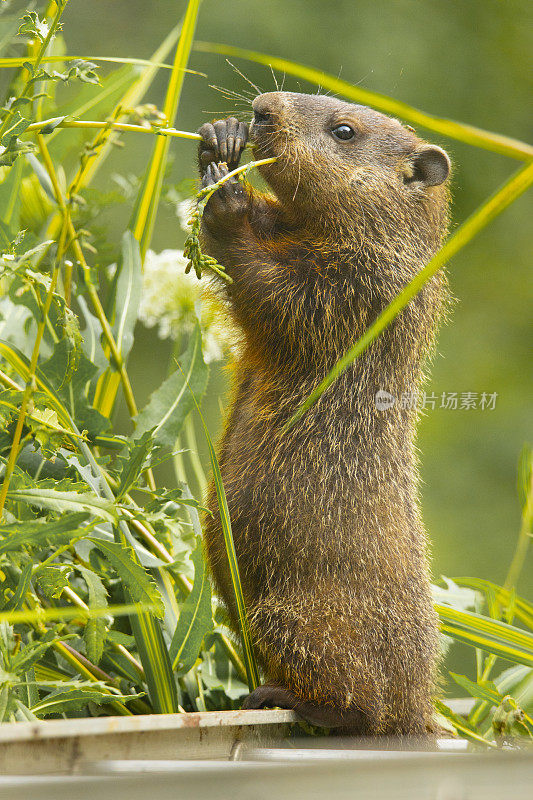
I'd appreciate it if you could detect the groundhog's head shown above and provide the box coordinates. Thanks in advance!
[250,91,450,240]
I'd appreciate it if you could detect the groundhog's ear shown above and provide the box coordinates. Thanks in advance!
[404,145,451,187]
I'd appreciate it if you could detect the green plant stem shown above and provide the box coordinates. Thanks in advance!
[53,641,132,716]
[0,220,66,520]
[26,117,201,141]
[0,0,68,140]
[194,42,533,162]
[503,471,533,592]
[131,0,203,260]
[183,415,207,497]
[0,369,23,391]
[286,159,533,430]
[62,585,145,679]
[35,133,156,491]
[469,470,532,726]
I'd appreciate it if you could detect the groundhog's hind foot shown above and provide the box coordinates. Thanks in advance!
[242,684,370,732]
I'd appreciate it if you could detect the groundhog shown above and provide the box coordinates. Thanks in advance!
[197,91,451,735]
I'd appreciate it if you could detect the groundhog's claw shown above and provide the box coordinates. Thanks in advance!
[198,117,248,171]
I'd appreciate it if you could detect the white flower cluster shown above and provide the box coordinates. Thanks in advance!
[138,248,236,363]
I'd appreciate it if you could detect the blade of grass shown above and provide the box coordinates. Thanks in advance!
[0,602,154,625]
[27,117,201,140]
[285,160,533,430]
[194,42,533,161]
[0,0,68,141]
[452,578,533,630]
[130,0,202,261]
[435,700,496,748]
[436,604,533,668]
[0,55,202,72]
[176,363,260,691]
[66,21,187,197]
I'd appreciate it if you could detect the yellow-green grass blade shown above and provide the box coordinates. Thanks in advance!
[285,159,533,430]
[131,0,202,261]
[452,577,533,630]
[0,55,201,72]
[194,42,533,162]
[107,513,178,713]
[198,412,260,691]
[435,700,496,748]
[128,602,179,714]
[436,604,533,668]
[0,340,74,432]
[0,602,155,625]
[177,362,260,690]
[70,22,185,193]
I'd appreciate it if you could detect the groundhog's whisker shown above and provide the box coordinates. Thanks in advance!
[209,83,254,104]
[225,58,263,94]
[269,65,280,91]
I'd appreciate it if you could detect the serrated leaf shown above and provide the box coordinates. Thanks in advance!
[4,562,32,611]
[12,630,71,675]
[169,540,212,674]
[0,111,30,147]
[115,431,153,500]
[87,537,163,615]
[0,512,89,554]
[7,488,116,522]
[135,325,208,448]
[76,565,108,664]
[35,565,71,600]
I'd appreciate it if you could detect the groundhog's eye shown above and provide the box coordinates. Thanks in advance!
[331,124,355,141]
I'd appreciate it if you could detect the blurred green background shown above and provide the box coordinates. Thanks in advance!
[41,1,533,597]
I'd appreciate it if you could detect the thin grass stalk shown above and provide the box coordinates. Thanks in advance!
[95,0,202,423]
[0,55,183,69]
[33,134,157,489]
[68,22,185,193]
[194,42,533,161]
[131,0,202,261]
[504,468,533,592]
[286,160,533,430]
[0,217,67,520]
[27,118,201,139]
[180,373,260,691]
[0,603,154,625]
[0,0,68,140]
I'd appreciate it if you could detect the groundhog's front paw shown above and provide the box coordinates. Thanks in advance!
[198,117,248,171]
[201,161,249,234]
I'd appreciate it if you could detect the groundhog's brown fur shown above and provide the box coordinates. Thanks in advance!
[196,92,451,735]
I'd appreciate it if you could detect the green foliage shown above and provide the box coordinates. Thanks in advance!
[183,157,276,282]
[0,0,530,746]
[0,0,250,722]
[169,539,212,674]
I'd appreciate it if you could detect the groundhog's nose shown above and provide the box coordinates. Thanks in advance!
[252,92,285,123]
